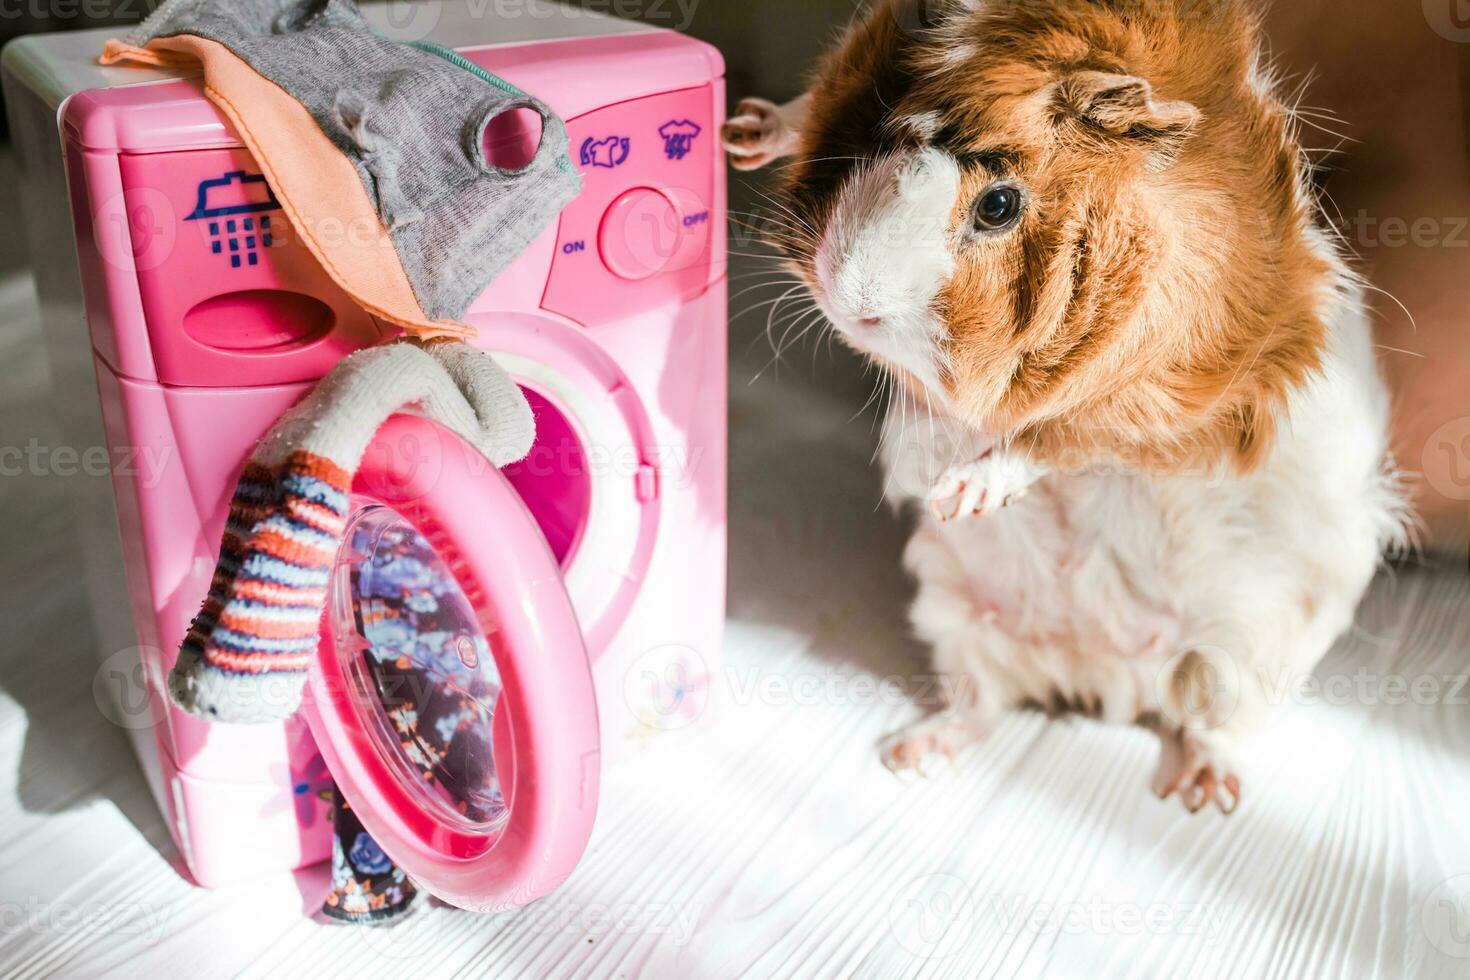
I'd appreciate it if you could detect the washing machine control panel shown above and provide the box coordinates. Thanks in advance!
[541,85,719,325]
[79,80,719,385]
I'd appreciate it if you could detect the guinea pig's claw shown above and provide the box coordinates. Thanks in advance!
[927,455,1021,522]
[1155,734,1242,816]
[1219,774,1242,814]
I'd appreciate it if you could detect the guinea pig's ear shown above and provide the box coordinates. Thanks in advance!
[1057,71,1199,163]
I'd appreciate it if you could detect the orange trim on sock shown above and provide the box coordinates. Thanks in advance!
[98,39,197,70]
[283,452,354,491]
[204,648,314,674]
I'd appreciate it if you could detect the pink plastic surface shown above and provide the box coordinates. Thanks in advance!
[502,389,592,564]
[153,719,333,889]
[458,310,662,654]
[117,146,387,387]
[483,107,544,172]
[599,188,680,281]
[61,30,729,907]
[543,85,718,325]
[302,416,600,912]
[70,82,723,386]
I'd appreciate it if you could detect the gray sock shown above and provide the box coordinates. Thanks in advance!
[129,0,581,321]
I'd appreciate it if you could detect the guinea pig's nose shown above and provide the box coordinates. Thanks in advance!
[855,315,884,330]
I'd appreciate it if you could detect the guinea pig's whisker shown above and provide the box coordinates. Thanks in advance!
[749,318,817,382]
[746,191,822,241]
[729,208,814,240]
[851,366,888,426]
[749,295,821,382]
[727,251,796,264]
[729,284,807,308]
[727,269,803,284]
[763,287,811,350]
[920,386,942,470]
[807,311,839,374]
[1360,283,1418,335]
[728,276,805,301]
[765,155,868,177]
[731,284,810,324]
[727,216,816,254]
[774,304,824,359]
[730,289,807,317]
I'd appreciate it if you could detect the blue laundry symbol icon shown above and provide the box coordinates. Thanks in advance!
[580,135,631,170]
[658,120,702,161]
[186,171,282,270]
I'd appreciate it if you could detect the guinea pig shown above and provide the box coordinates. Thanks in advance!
[723,0,1410,813]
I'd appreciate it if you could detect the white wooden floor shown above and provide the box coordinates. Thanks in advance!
[2,265,1470,979]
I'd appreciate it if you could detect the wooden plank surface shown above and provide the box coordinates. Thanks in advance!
[1,269,1468,980]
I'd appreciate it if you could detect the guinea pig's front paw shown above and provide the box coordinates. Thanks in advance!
[1153,731,1242,815]
[721,98,794,171]
[926,451,1043,522]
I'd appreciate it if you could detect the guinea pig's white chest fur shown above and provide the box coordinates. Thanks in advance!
[879,282,1402,808]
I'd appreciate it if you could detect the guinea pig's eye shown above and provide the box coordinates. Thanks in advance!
[971,184,1024,234]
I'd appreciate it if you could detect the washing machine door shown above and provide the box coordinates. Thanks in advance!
[300,415,600,913]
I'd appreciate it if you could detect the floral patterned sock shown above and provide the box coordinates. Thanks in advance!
[322,784,417,924]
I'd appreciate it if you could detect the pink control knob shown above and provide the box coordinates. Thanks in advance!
[598,187,682,281]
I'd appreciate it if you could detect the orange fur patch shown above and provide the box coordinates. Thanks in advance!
[778,0,1335,474]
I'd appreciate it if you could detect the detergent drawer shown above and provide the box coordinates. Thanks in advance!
[116,146,387,387]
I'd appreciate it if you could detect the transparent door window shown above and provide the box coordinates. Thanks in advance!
[329,505,509,834]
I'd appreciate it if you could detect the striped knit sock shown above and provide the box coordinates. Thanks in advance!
[167,341,534,725]
[171,452,352,723]
[169,461,279,716]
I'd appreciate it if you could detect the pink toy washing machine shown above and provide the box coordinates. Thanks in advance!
[2,2,726,912]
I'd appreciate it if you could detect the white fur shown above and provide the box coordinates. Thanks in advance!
[814,148,961,392]
[808,123,1402,810]
[875,273,1401,785]
[894,110,944,141]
